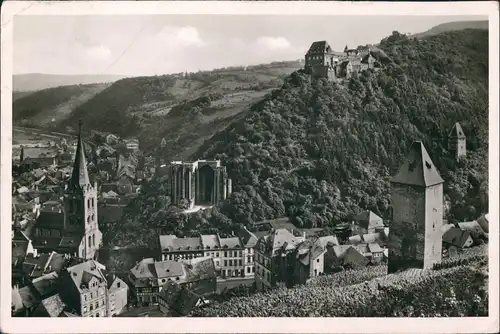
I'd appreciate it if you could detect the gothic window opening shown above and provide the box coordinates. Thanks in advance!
[92,234,95,246]
[88,236,91,248]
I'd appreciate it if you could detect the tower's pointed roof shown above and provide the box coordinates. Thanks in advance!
[391,141,444,187]
[306,41,332,55]
[69,121,90,189]
[448,122,466,139]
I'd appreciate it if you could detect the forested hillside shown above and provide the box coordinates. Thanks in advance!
[109,29,488,247]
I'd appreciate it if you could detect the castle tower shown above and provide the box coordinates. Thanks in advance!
[448,122,466,161]
[388,141,444,273]
[64,121,102,260]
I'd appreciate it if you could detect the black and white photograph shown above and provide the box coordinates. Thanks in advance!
[1,1,498,333]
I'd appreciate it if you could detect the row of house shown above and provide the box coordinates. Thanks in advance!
[159,228,261,279]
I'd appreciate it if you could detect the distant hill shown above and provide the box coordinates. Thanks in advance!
[411,20,488,39]
[13,73,127,92]
[13,83,112,128]
[13,91,34,101]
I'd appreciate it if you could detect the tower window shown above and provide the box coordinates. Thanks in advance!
[88,236,91,248]
[92,234,95,246]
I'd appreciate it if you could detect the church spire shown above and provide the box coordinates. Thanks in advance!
[69,120,90,189]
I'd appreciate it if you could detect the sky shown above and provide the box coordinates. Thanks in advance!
[14,15,485,76]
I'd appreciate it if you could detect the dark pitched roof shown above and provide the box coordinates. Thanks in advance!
[35,211,65,230]
[353,210,384,230]
[449,122,466,139]
[443,227,472,248]
[306,41,332,55]
[343,247,370,267]
[391,141,444,187]
[69,122,90,190]
[159,282,203,317]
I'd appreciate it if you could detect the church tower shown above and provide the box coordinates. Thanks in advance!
[388,141,444,273]
[64,121,102,260]
[448,122,466,161]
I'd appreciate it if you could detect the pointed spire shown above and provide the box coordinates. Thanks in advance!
[19,146,24,163]
[69,120,90,189]
[391,141,444,187]
[344,45,349,52]
[448,122,466,139]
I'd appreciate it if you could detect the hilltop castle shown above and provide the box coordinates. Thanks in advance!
[304,41,381,81]
[388,141,444,273]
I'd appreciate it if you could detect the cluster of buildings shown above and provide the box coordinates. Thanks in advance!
[304,41,382,81]
[11,114,488,316]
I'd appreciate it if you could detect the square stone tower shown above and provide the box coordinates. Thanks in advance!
[448,122,467,161]
[388,141,444,273]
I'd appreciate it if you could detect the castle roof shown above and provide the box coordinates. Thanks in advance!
[69,121,90,189]
[306,41,332,55]
[449,122,466,139]
[391,141,444,187]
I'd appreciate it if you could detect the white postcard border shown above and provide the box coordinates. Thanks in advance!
[1,1,498,333]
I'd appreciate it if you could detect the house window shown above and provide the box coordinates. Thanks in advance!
[83,306,87,312]
[317,259,320,263]
[252,266,255,273]
[224,260,228,266]
[239,260,242,266]
[90,304,94,311]
[216,252,219,257]
[229,260,233,266]
[247,267,250,273]
[117,282,121,288]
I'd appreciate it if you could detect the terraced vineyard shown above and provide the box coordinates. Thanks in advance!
[193,245,488,317]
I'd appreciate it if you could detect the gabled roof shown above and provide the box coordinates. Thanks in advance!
[306,41,333,55]
[353,210,384,230]
[391,141,444,187]
[200,234,221,249]
[268,228,304,252]
[154,260,185,279]
[295,238,325,266]
[237,228,259,248]
[367,243,384,253]
[219,236,242,249]
[318,235,339,247]
[343,247,369,267]
[66,260,107,293]
[348,235,363,245]
[443,227,472,248]
[449,122,466,139]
